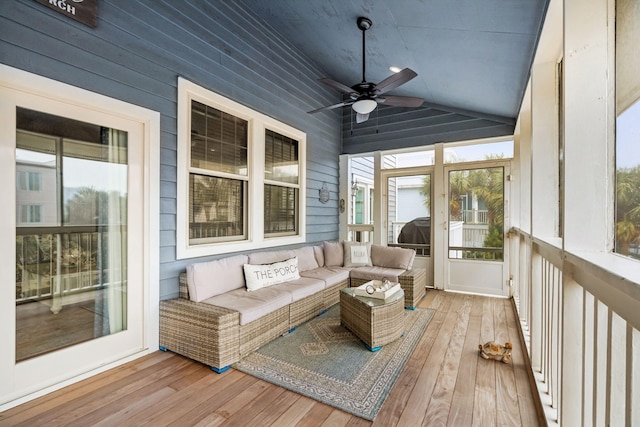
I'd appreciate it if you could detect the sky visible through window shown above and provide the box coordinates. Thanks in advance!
[617,101,640,169]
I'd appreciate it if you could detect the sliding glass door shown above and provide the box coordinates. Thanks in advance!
[15,109,129,361]
[0,72,155,407]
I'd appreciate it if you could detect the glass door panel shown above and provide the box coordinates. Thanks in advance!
[445,165,508,296]
[15,109,128,361]
[448,167,504,260]
[387,174,431,256]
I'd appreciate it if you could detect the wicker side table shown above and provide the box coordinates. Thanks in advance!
[340,287,405,351]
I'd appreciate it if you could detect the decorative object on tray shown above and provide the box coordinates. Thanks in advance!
[478,341,513,363]
[354,278,401,300]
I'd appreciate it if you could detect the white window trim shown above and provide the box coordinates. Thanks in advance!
[176,77,306,259]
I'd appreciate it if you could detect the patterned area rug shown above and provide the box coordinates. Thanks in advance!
[232,304,434,420]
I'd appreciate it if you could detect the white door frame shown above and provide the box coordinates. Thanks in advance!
[0,65,160,410]
[442,160,511,296]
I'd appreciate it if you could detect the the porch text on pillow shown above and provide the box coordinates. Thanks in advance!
[244,257,300,291]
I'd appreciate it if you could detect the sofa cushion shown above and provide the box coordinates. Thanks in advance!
[349,266,407,283]
[313,245,325,267]
[299,266,351,288]
[244,257,300,291]
[290,246,319,271]
[203,287,292,326]
[343,242,372,267]
[248,249,295,265]
[371,244,416,270]
[186,254,249,302]
[274,277,326,301]
[323,241,344,267]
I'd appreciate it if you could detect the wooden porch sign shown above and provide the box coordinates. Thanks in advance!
[34,0,98,28]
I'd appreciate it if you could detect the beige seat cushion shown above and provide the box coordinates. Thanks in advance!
[299,266,351,288]
[274,277,325,301]
[203,286,292,326]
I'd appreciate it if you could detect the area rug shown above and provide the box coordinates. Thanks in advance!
[232,304,434,420]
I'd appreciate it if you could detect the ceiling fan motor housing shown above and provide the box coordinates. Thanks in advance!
[357,17,372,31]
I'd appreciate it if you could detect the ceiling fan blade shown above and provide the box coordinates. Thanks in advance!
[307,101,353,114]
[355,113,369,123]
[373,68,418,95]
[318,78,357,95]
[377,95,424,108]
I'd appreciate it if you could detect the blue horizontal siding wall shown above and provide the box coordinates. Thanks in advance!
[0,0,342,299]
[342,104,515,154]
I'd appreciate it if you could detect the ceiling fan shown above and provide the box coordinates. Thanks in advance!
[308,16,424,124]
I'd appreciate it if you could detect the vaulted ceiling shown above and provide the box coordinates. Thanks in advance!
[241,0,550,153]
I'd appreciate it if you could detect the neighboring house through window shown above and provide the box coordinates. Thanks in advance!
[18,171,42,191]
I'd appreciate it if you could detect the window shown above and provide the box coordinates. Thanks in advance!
[18,171,42,191]
[615,0,640,260]
[444,140,513,163]
[20,204,41,223]
[189,100,248,243]
[264,130,299,236]
[177,78,306,258]
[383,149,435,168]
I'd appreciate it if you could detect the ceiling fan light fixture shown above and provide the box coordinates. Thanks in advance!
[352,98,377,114]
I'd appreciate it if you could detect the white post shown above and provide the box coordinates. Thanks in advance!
[432,143,445,290]
[560,275,584,426]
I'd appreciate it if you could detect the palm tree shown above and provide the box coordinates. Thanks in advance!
[616,166,640,256]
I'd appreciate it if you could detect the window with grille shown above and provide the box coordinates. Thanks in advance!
[189,100,248,243]
[264,130,299,236]
[177,78,306,258]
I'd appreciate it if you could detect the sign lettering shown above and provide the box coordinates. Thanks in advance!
[35,0,98,28]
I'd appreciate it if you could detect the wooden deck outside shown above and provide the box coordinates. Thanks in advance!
[0,291,542,426]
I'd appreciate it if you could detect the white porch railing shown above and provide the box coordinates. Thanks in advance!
[512,228,640,426]
[346,224,374,243]
[16,231,108,308]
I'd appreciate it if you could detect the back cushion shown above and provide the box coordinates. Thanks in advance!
[290,246,319,271]
[323,241,344,267]
[244,257,300,291]
[371,244,416,269]
[313,245,325,267]
[186,254,248,302]
[248,249,295,265]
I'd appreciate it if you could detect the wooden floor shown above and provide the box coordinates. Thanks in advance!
[0,291,541,426]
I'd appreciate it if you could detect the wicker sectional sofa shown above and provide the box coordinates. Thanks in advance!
[159,241,426,372]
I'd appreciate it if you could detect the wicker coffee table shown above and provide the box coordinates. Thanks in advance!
[340,287,405,351]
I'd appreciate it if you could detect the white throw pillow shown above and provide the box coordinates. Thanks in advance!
[243,257,300,291]
[343,242,372,267]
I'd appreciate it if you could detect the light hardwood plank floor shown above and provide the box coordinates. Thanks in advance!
[0,291,542,426]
